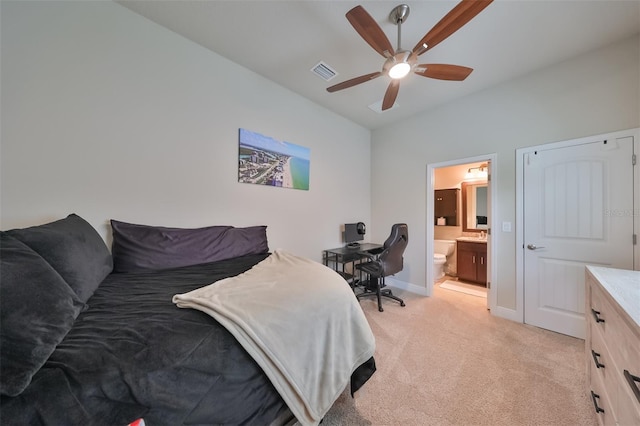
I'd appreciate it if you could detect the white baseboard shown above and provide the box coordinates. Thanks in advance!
[384,277,429,296]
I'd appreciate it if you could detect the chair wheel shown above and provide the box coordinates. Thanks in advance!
[400,301,406,307]
[378,306,384,312]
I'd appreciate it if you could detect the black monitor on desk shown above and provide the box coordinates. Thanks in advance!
[344,222,365,248]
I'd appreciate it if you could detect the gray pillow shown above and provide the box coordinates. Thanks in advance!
[111,220,269,273]
[0,233,85,397]
[6,214,113,304]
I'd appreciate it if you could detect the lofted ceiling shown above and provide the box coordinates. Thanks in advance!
[117,0,640,130]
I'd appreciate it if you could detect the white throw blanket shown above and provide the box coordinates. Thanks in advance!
[172,250,376,425]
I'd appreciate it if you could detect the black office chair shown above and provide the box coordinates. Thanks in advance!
[355,223,408,312]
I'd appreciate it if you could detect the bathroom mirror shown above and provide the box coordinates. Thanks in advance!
[461,181,488,232]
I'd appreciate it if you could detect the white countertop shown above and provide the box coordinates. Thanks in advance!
[456,236,487,243]
[587,266,640,328]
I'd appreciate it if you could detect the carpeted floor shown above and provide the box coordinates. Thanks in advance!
[439,280,487,298]
[318,285,597,426]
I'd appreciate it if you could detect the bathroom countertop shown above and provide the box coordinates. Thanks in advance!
[456,236,487,243]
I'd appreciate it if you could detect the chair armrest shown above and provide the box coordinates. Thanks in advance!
[366,247,390,261]
[358,252,377,261]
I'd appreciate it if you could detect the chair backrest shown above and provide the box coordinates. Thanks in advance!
[380,223,408,277]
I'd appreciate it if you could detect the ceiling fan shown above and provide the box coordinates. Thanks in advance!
[327,1,493,110]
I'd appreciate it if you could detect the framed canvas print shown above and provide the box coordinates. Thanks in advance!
[238,128,310,190]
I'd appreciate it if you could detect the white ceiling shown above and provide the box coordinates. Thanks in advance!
[117,0,640,130]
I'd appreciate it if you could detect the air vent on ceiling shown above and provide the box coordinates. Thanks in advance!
[311,61,338,81]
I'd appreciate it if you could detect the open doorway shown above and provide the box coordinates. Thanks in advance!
[426,154,497,311]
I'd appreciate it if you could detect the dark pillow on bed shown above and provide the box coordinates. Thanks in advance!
[0,233,85,397]
[110,220,269,273]
[5,214,113,303]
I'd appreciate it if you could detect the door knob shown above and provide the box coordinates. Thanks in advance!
[527,244,545,250]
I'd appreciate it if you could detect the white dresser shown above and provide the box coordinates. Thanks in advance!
[585,266,640,425]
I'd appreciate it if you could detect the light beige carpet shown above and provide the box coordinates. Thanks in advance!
[318,285,597,426]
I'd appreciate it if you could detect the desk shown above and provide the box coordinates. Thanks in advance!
[323,243,383,286]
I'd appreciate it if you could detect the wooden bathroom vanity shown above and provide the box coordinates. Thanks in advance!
[456,238,487,285]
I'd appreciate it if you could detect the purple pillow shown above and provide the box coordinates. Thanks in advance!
[110,220,269,273]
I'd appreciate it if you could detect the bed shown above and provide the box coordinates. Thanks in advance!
[0,214,376,425]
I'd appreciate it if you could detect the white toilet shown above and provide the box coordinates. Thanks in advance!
[434,240,456,280]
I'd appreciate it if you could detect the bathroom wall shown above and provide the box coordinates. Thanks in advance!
[434,163,486,240]
[434,163,488,276]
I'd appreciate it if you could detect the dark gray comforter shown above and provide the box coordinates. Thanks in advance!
[1,253,374,425]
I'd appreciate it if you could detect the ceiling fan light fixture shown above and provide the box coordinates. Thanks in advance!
[384,50,415,79]
[389,62,411,79]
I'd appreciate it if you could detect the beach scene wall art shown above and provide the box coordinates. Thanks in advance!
[238,128,310,190]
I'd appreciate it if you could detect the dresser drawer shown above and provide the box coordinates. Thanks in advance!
[589,282,640,379]
[616,372,640,426]
[588,328,640,425]
[589,325,618,405]
[589,369,617,426]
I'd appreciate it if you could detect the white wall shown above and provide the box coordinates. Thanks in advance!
[371,34,640,311]
[0,1,371,262]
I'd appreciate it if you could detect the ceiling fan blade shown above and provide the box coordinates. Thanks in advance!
[414,64,473,81]
[412,0,493,55]
[326,72,382,93]
[382,80,400,111]
[346,5,395,58]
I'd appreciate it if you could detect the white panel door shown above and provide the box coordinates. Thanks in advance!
[523,136,634,338]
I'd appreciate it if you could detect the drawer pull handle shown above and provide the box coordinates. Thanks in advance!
[591,350,605,369]
[591,308,605,323]
[624,370,640,404]
[590,391,605,414]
